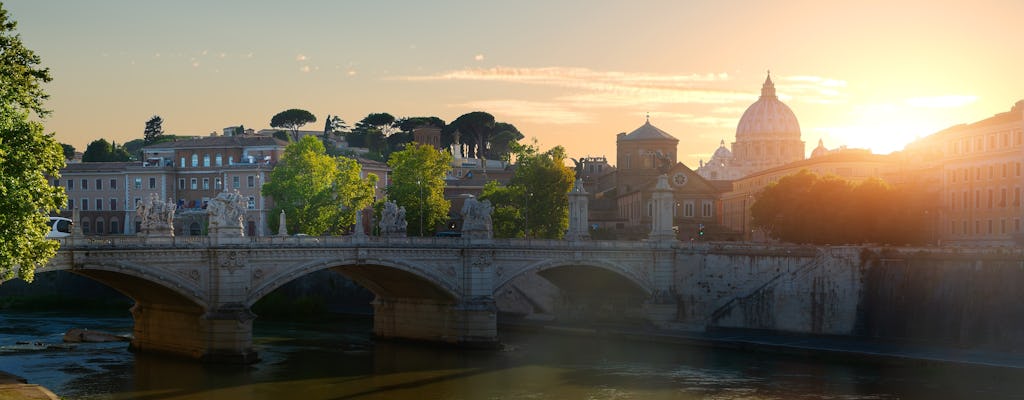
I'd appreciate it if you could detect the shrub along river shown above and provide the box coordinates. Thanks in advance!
[1,311,1022,399]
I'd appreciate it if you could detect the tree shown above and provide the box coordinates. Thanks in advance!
[270,108,316,141]
[750,170,927,245]
[0,4,67,281]
[122,138,146,160]
[262,136,376,235]
[143,115,164,144]
[323,115,347,137]
[59,142,75,160]
[272,130,291,142]
[81,139,132,162]
[447,111,494,159]
[386,143,453,236]
[480,141,574,239]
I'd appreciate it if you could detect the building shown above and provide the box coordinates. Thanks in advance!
[586,118,726,238]
[697,72,805,180]
[908,100,1024,245]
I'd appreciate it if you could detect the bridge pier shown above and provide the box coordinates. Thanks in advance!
[129,302,258,364]
[372,296,498,347]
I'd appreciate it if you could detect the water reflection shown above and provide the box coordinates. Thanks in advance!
[1,312,1022,399]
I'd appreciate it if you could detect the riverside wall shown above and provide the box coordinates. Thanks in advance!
[678,245,1024,352]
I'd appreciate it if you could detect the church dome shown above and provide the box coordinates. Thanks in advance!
[710,139,732,160]
[736,73,801,140]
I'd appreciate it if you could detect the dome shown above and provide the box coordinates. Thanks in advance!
[736,73,801,140]
[710,139,732,160]
[619,118,677,142]
[810,138,829,158]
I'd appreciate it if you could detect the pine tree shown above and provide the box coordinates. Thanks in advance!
[144,115,164,144]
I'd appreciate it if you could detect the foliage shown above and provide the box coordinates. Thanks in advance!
[262,136,376,235]
[0,5,50,118]
[446,111,494,159]
[272,130,290,142]
[122,138,146,160]
[480,142,574,239]
[0,4,66,282]
[323,115,347,136]
[81,138,131,162]
[59,142,75,159]
[270,108,316,141]
[395,116,444,132]
[143,115,163,144]
[386,143,453,236]
[750,170,929,245]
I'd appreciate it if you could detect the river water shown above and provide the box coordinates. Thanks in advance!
[0,311,1022,399]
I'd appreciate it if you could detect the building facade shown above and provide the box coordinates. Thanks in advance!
[912,100,1024,245]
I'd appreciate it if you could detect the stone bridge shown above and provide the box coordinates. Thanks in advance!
[31,234,686,363]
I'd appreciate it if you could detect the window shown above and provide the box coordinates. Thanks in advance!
[683,201,694,217]
[232,176,240,188]
[228,156,234,165]
[96,179,102,190]
[82,179,88,190]
[180,157,186,168]
[1001,188,1007,207]
[202,178,210,190]
[149,177,156,189]
[82,220,90,234]
[110,198,117,210]
[215,153,223,166]
[178,178,186,190]
[110,179,117,189]
[191,154,198,167]
[110,219,119,234]
[134,198,141,208]
[68,198,74,209]
[247,196,256,209]
[96,198,102,210]
[190,178,198,190]
[701,201,713,218]
[95,219,104,234]
[203,154,210,167]
[66,179,74,189]
[134,177,142,189]
[215,178,222,190]
[81,198,88,210]
[247,176,255,187]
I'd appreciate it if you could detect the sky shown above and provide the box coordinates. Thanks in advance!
[6,0,1024,167]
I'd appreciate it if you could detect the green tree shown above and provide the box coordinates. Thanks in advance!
[81,138,131,162]
[0,4,67,281]
[262,136,376,235]
[750,170,927,245]
[59,142,75,159]
[480,142,574,239]
[122,138,146,160]
[386,143,453,236]
[271,130,291,142]
[270,108,316,141]
[447,111,494,159]
[143,115,163,144]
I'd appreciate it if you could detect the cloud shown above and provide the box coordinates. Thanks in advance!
[300,65,311,73]
[658,112,737,129]
[779,75,848,104]
[905,95,977,108]
[296,54,308,61]
[456,99,594,125]
[474,54,484,61]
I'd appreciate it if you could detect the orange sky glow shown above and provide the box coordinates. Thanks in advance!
[6,0,1023,167]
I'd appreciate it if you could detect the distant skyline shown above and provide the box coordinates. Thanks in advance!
[7,0,1024,166]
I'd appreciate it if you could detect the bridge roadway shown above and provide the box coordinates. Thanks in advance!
[31,234,683,363]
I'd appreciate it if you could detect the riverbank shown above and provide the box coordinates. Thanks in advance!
[501,319,1024,370]
[0,371,58,400]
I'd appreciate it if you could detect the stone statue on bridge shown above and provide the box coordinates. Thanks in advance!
[207,190,246,237]
[379,201,408,237]
[460,197,493,239]
[136,193,176,237]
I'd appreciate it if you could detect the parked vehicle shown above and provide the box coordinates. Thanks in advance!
[46,216,72,238]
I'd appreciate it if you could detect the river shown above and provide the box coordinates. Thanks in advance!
[0,311,1022,399]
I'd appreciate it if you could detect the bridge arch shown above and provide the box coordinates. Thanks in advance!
[246,256,459,308]
[36,261,208,311]
[495,258,654,296]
